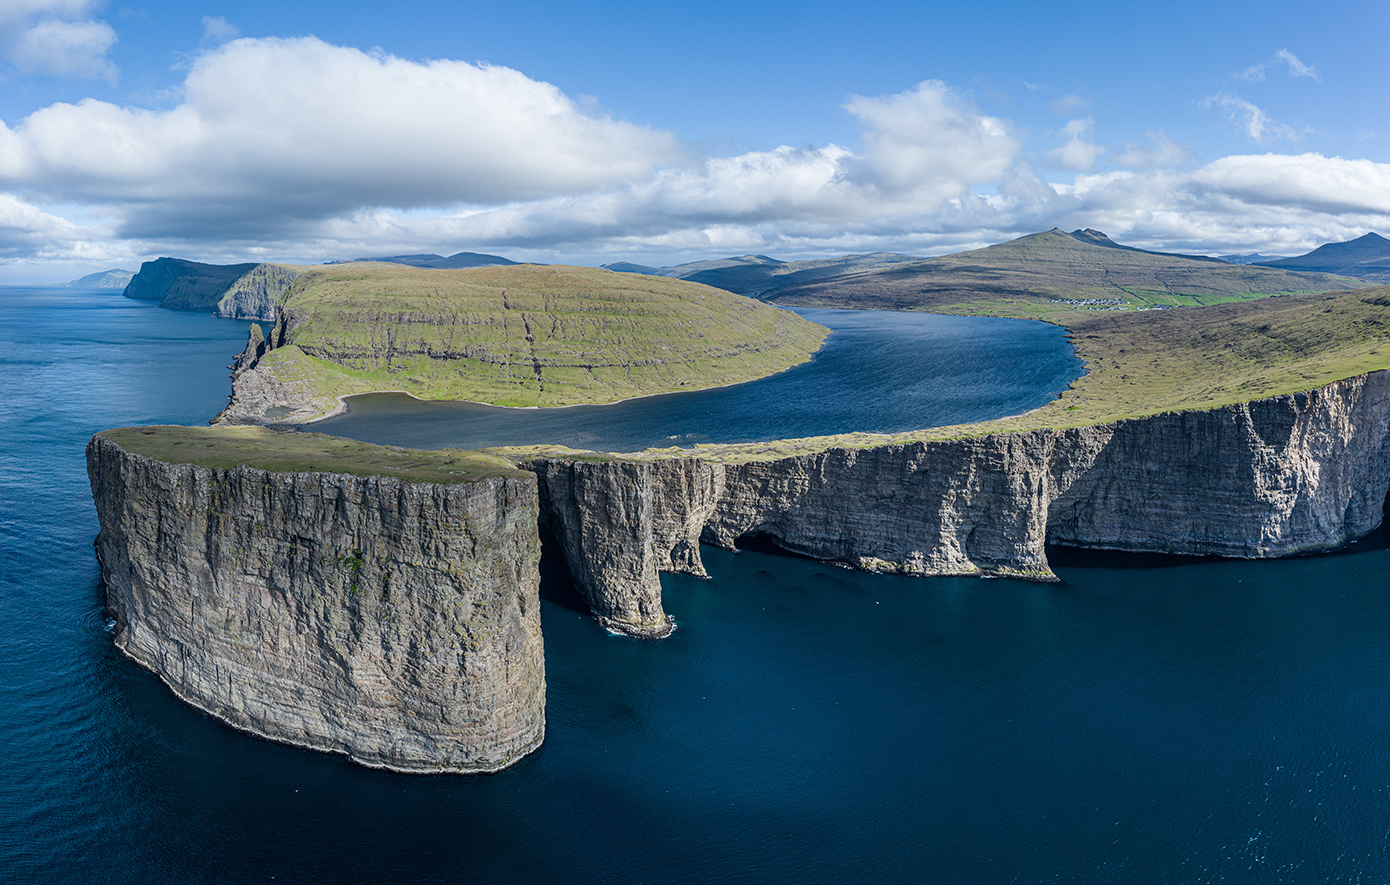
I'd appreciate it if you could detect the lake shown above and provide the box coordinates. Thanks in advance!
[3,288,1388,883]
[312,308,1082,451]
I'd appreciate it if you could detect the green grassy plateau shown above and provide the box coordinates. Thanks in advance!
[103,426,519,483]
[255,263,828,413]
[765,229,1369,317]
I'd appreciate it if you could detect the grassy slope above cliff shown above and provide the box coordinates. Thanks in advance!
[763,229,1369,317]
[102,426,519,483]
[551,287,1390,464]
[254,263,828,410]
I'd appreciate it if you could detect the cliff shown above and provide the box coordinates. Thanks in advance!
[524,371,1390,633]
[123,258,302,320]
[87,432,545,773]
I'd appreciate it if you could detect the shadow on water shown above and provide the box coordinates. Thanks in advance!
[1046,518,1390,572]
[536,519,587,615]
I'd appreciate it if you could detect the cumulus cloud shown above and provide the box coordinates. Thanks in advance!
[0,41,1384,268]
[0,0,117,81]
[1200,93,1300,143]
[0,36,682,238]
[1046,118,1104,171]
[0,189,108,260]
[1239,49,1320,83]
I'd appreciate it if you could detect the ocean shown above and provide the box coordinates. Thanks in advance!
[3,287,1387,883]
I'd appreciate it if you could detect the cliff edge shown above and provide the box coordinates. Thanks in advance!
[87,428,545,773]
[520,371,1390,632]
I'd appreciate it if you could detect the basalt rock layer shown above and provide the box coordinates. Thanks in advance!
[527,371,1390,633]
[87,434,545,773]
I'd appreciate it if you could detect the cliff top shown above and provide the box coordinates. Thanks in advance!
[243,262,828,414]
[99,426,521,483]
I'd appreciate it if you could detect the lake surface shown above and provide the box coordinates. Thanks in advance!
[313,308,1083,451]
[4,287,1390,883]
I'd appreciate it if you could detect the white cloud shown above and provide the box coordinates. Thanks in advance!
[1200,93,1299,143]
[0,44,1384,269]
[0,190,107,259]
[1046,118,1104,171]
[0,36,682,237]
[0,0,117,81]
[1239,49,1320,83]
[201,16,241,45]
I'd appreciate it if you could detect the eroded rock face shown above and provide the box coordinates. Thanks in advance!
[526,458,677,638]
[87,436,545,773]
[529,372,1390,629]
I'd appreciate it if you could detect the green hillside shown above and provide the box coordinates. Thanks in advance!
[763,228,1370,317]
[248,262,828,412]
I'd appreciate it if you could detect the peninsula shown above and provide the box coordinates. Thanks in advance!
[213,262,829,422]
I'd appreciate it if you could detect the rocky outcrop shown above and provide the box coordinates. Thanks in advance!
[526,459,676,637]
[212,264,303,321]
[528,372,1390,632]
[87,435,545,773]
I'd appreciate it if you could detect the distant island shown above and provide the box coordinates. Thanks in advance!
[62,268,134,288]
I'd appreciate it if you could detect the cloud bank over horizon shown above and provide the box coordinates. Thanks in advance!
[0,33,1386,278]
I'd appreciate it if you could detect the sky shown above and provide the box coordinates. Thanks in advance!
[1,0,1388,282]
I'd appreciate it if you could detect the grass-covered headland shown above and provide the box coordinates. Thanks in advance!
[247,263,829,415]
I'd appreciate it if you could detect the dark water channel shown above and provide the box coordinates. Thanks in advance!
[5,288,1390,883]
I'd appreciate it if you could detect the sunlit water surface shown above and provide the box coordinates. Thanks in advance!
[3,288,1388,883]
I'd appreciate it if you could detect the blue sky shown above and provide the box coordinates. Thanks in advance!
[1,0,1388,281]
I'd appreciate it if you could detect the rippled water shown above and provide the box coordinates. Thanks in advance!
[4,288,1389,883]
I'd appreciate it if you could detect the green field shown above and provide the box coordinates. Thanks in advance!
[102,425,520,483]
[252,263,828,415]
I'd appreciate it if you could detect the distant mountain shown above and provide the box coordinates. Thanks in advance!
[61,268,135,288]
[603,252,924,297]
[1218,254,1286,266]
[600,262,663,275]
[761,228,1369,314]
[1255,233,1390,282]
[329,251,520,269]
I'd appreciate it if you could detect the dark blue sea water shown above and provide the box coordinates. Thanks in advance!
[4,288,1390,883]
[313,309,1083,451]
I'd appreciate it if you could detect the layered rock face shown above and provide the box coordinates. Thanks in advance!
[530,372,1390,633]
[87,435,545,773]
[525,457,723,637]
